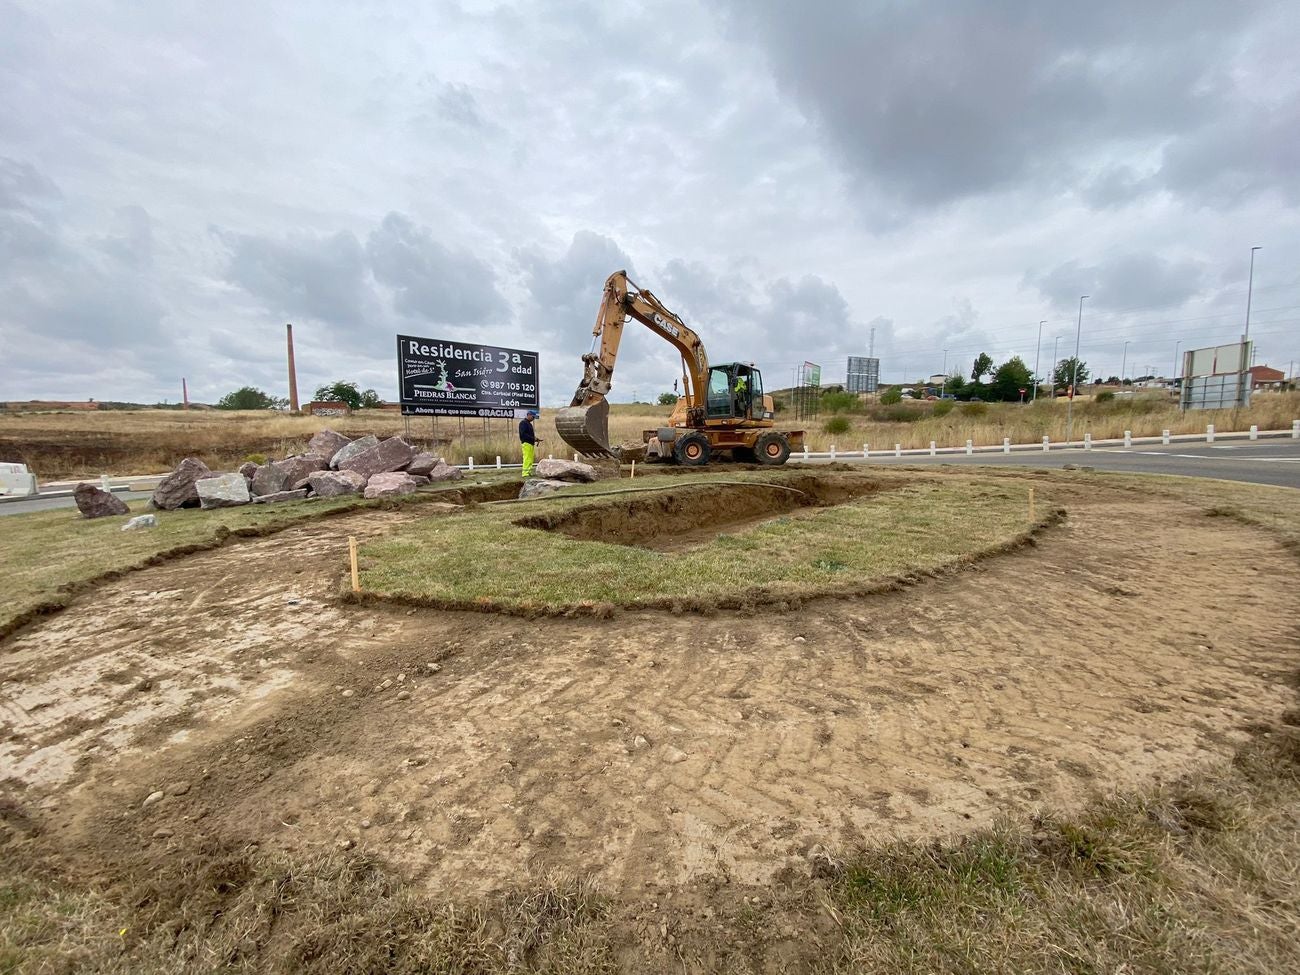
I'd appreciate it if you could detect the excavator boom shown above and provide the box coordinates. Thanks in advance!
[556,270,708,457]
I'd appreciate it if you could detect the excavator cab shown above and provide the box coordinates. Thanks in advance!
[706,363,765,421]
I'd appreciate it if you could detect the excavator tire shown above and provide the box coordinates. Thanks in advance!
[753,432,791,466]
[673,432,712,466]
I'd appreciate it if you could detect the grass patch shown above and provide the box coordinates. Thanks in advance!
[823,728,1300,974]
[0,480,512,640]
[0,849,615,974]
[358,471,1051,613]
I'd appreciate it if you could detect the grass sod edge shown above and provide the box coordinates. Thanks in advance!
[0,487,495,643]
[351,478,1065,616]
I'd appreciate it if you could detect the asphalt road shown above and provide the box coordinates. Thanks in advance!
[809,439,1300,488]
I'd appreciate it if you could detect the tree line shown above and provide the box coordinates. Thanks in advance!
[216,381,382,411]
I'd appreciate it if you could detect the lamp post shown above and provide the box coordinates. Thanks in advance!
[1066,296,1088,444]
[1051,335,1061,394]
[1033,320,1045,401]
[1121,340,1129,387]
[1241,246,1261,405]
[1173,340,1181,384]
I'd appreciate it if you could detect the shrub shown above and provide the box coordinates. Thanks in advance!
[821,391,860,414]
[823,415,852,435]
[1095,390,1115,403]
[932,400,955,417]
[244,453,268,465]
[960,402,988,417]
[873,405,924,423]
[880,388,903,405]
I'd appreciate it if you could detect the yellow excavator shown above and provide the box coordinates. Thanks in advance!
[556,270,804,465]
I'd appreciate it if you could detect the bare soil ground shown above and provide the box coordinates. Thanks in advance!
[3,475,1298,969]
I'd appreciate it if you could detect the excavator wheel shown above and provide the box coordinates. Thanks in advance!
[753,432,791,466]
[673,432,712,466]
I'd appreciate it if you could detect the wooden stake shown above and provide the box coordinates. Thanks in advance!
[1028,486,1036,520]
[348,535,360,593]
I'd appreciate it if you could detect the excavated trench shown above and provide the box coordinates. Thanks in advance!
[513,474,896,551]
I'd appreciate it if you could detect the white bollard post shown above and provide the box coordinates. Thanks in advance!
[468,457,475,470]
[830,444,837,460]
[496,455,502,469]
[1293,419,1300,439]
[1249,425,1258,440]
[100,473,111,491]
[1124,430,1132,448]
[929,441,936,456]
[803,444,810,460]
[1207,424,1215,443]
[1042,436,1050,452]
[895,443,901,457]
[863,443,869,458]
[1084,432,1092,450]
[548,454,553,460]
[1003,437,1010,454]
[574,453,580,462]
[965,439,973,455]
[1162,429,1170,446]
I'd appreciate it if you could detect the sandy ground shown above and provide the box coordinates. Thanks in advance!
[2,478,1298,908]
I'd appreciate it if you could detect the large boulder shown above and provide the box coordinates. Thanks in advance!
[519,478,572,500]
[306,470,367,498]
[340,437,417,481]
[252,489,309,504]
[330,434,379,470]
[307,428,351,462]
[426,461,464,482]
[73,482,129,519]
[197,472,252,509]
[250,455,327,497]
[406,452,440,476]
[363,471,418,499]
[534,458,600,482]
[151,457,211,510]
[238,461,258,479]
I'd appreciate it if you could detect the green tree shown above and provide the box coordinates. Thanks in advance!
[360,388,382,408]
[990,357,1033,402]
[313,381,363,410]
[944,372,967,397]
[658,392,678,405]
[971,352,994,382]
[216,386,277,410]
[880,387,903,405]
[1052,357,1090,392]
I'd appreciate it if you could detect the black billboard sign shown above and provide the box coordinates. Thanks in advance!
[397,335,540,417]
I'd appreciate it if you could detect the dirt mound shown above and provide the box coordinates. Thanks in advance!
[513,474,891,550]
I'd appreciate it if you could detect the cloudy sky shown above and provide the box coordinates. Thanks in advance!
[3,0,1298,406]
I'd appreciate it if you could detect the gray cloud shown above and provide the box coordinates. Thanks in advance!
[220,227,370,328]
[367,212,506,325]
[1026,254,1208,312]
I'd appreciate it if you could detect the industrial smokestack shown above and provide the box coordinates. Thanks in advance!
[182,377,189,410]
[286,323,300,413]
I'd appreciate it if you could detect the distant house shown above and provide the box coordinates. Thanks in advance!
[1249,365,1285,390]
[927,373,947,385]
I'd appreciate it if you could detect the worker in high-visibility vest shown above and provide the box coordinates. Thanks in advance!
[518,409,541,477]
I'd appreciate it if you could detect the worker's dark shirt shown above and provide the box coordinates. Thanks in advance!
[518,419,536,445]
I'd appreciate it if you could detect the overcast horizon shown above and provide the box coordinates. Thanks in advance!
[3,0,1298,406]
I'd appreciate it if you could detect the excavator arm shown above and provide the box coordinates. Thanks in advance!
[555,270,710,457]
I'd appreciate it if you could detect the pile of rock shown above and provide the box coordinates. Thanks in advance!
[74,430,463,519]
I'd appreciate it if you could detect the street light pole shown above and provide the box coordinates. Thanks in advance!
[1240,246,1261,406]
[1066,296,1088,444]
[1033,320,1045,402]
[1173,340,1181,383]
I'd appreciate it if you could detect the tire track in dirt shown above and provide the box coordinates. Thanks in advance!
[4,488,1298,899]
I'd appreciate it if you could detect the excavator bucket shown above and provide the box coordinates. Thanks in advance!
[555,401,616,458]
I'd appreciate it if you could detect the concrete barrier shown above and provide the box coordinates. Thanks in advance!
[0,462,39,498]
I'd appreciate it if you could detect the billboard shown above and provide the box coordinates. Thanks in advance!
[1179,341,1251,410]
[846,356,880,393]
[801,361,822,387]
[397,335,539,417]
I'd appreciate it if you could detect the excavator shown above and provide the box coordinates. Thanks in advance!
[555,270,803,465]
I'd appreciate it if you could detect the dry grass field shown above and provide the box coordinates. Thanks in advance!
[1,390,1297,478]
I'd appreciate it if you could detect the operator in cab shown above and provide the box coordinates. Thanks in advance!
[519,409,541,478]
